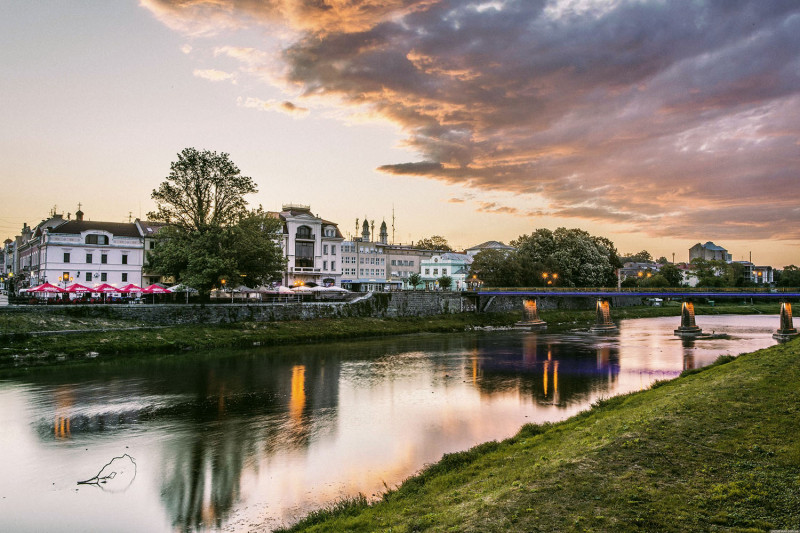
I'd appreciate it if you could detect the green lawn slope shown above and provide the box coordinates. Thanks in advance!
[279,338,800,533]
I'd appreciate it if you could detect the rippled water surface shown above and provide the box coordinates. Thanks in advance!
[0,314,781,532]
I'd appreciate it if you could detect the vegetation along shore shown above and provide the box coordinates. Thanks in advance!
[0,301,780,369]
[277,337,800,533]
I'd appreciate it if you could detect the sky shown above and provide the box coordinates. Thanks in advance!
[1,0,799,267]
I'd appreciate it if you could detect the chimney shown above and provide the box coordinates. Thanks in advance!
[76,209,84,221]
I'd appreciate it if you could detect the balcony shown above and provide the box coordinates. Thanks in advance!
[291,266,321,273]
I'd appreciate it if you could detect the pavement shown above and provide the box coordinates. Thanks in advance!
[0,292,7,306]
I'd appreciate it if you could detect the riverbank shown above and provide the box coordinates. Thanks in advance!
[0,302,781,369]
[278,337,800,533]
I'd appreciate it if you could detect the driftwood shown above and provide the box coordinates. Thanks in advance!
[77,453,137,489]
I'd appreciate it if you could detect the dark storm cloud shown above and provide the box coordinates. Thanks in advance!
[144,0,800,239]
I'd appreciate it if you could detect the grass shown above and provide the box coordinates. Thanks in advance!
[276,338,800,532]
[0,302,781,369]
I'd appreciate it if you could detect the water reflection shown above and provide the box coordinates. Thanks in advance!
[0,315,779,533]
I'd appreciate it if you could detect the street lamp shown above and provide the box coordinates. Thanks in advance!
[61,273,73,289]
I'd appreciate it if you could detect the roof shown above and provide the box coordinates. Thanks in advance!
[134,219,166,237]
[466,240,514,251]
[47,221,142,238]
[700,241,727,251]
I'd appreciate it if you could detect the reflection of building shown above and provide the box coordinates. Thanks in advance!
[269,204,344,287]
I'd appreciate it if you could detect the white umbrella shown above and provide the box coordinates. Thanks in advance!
[291,285,313,292]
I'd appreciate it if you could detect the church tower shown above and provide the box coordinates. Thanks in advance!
[361,217,370,242]
[379,221,388,244]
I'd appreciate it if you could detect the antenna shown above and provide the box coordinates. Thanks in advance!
[370,220,375,242]
[128,211,132,223]
[392,205,396,244]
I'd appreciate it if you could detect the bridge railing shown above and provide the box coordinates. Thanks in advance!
[475,287,798,294]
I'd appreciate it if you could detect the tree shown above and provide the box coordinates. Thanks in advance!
[146,149,285,298]
[437,275,453,291]
[658,263,683,287]
[655,256,669,264]
[622,250,653,263]
[407,272,422,290]
[777,265,800,287]
[469,249,521,287]
[638,273,669,287]
[149,148,256,232]
[415,235,453,251]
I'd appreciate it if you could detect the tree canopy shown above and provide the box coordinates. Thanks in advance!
[146,149,285,297]
[148,148,257,232]
[776,265,800,287]
[415,235,453,251]
[471,227,620,287]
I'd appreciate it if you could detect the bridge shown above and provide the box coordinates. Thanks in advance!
[473,289,800,340]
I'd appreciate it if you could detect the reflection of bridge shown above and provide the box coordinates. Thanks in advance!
[474,289,800,340]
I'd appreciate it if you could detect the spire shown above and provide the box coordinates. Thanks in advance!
[379,220,388,244]
[362,217,370,241]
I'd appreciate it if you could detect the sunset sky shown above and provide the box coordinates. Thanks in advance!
[2,1,799,266]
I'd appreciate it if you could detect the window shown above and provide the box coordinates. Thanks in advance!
[323,245,328,255]
[100,273,107,282]
[360,269,364,276]
[86,253,92,263]
[63,252,70,263]
[149,241,155,250]
[101,254,108,264]
[295,241,314,267]
[442,268,447,275]
[122,273,128,282]
[425,268,430,275]
[331,245,336,255]
[296,225,312,239]
[331,261,336,270]
[410,261,414,267]
[360,257,364,264]
[122,255,128,265]
[85,234,109,245]
[323,260,328,270]
[391,260,396,266]
[85,272,91,282]
[434,268,438,275]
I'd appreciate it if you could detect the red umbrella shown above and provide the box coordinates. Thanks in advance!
[28,282,66,293]
[92,283,119,293]
[118,283,144,293]
[66,283,93,293]
[143,284,170,293]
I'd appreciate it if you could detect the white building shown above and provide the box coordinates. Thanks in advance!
[18,209,144,288]
[270,204,344,287]
[465,240,515,257]
[419,253,473,291]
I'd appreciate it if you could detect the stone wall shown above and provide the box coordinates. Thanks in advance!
[0,291,476,326]
[480,294,645,312]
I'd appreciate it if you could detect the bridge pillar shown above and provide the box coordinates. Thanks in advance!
[674,301,703,337]
[773,301,799,341]
[515,298,547,330]
[590,298,617,333]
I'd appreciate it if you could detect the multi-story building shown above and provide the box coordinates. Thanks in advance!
[689,241,732,262]
[419,253,473,291]
[134,219,168,286]
[270,204,344,287]
[16,209,144,288]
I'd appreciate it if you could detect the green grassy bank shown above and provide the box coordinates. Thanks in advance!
[278,338,800,533]
[0,302,781,369]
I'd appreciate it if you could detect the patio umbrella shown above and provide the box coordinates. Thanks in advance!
[93,283,118,293]
[118,284,144,293]
[143,284,170,293]
[28,282,66,293]
[66,283,93,293]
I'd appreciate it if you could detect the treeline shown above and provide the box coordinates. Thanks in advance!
[469,228,620,287]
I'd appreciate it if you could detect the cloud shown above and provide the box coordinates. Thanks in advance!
[143,0,800,241]
[477,202,519,215]
[180,43,192,54]
[237,96,309,116]
[193,68,235,82]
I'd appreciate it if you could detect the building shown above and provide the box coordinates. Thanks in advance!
[419,253,473,291]
[465,240,515,257]
[134,219,168,286]
[618,262,659,282]
[16,209,144,288]
[689,241,732,262]
[270,204,344,287]
[732,261,774,285]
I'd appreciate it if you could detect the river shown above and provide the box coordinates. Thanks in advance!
[0,314,781,532]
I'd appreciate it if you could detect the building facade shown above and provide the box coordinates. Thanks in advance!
[271,204,344,287]
[419,253,473,291]
[689,241,732,262]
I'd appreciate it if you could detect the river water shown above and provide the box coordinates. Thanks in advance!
[0,314,781,532]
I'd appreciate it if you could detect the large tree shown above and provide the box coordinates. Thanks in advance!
[149,148,256,231]
[777,265,800,287]
[146,149,285,297]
